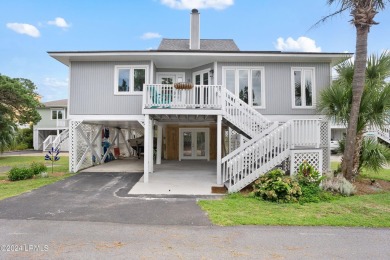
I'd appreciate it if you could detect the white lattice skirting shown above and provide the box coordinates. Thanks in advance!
[290,149,323,175]
[69,120,143,173]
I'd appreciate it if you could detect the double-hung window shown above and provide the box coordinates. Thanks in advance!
[222,67,265,108]
[51,109,64,120]
[114,65,148,95]
[291,67,315,108]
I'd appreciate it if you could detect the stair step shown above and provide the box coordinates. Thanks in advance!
[211,185,227,194]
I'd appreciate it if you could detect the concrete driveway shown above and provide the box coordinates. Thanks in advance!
[0,172,211,226]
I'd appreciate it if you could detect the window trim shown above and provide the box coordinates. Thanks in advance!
[50,109,66,120]
[192,68,211,86]
[291,67,316,109]
[222,66,266,109]
[114,65,149,96]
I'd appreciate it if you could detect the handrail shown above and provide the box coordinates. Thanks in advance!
[42,135,56,151]
[144,84,223,109]
[222,119,322,192]
[224,89,274,138]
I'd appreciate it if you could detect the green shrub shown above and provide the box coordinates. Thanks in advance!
[14,142,28,150]
[8,167,34,181]
[295,161,324,186]
[295,162,331,203]
[30,162,47,175]
[253,169,302,203]
[321,174,356,196]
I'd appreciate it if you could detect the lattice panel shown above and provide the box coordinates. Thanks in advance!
[69,120,82,173]
[320,120,330,146]
[290,150,323,175]
[320,119,331,173]
[75,123,94,172]
[322,147,330,173]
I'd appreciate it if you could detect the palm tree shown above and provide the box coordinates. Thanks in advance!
[319,51,390,178]
[319,0,389,180]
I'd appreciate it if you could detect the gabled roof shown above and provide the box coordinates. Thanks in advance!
[158,39,240,51]
[42,99,68,108]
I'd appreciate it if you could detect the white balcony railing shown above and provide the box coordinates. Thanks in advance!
[143,84,223,109]
[56,119,68,128]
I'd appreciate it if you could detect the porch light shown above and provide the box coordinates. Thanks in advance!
[210,69,214,78]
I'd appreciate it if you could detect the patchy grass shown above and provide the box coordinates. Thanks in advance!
[198,192,390,227]
[361,168,390,182]
[0,156,71,200]
[330,161,390,181]
[0,173,73,200]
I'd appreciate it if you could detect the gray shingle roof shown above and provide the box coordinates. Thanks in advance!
[43,99,68,108]
[158,39,240,51]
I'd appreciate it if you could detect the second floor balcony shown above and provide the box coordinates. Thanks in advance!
[142,84,224,115]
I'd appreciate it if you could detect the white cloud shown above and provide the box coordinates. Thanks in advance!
[6,23,40,37]
[43,77,68,88]
[275,36,321,52]
[160,0,233,10]
[141,32,162,40]
[48,17,70,28]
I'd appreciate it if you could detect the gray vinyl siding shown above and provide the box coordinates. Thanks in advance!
[70,61,150,115]
[34,108,67,128]
[217,62,331,115]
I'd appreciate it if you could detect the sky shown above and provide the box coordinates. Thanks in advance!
[1,0,389,102]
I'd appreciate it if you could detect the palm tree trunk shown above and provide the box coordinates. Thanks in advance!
[351,131,364,179]
[341,25,369,181]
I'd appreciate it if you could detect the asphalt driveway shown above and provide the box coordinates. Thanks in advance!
[0,172,211,226]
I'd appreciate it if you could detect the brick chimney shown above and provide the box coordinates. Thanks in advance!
[190,9,200,50]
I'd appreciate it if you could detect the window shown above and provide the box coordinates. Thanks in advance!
[222,67,265,108]
[291,67,315,108]
[51,109,65,120]
[114,65,148,95]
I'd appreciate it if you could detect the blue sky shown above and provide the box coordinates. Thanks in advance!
[1,0,389,102]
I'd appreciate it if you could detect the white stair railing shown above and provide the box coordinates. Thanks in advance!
[222,119,321,192]
[52,129,70,150]
[376,125,390,144]
[42,135,56,151]
[224,89,275,138]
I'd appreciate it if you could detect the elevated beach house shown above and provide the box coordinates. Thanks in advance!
[48,9,351,192]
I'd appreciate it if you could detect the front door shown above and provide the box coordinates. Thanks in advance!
[179,128,209,160]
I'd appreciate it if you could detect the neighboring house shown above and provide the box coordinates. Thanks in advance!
[48,9,352,192]
[33,99,69,151]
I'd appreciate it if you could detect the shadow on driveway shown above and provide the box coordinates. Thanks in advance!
[0,172,211,226]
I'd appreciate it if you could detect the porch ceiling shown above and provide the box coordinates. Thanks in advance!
[151,114,217,123]
[83,120,143,129]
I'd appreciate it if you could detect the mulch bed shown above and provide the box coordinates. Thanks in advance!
[354,178,390,195]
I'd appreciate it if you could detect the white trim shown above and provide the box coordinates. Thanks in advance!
[150,60,154,84]
[67,63,71,119]
[213,61,218,85]
[68,115,145,121]
[222,66,266,109]
[156,72,185,84]
[178,128,210,161]
[114,65,149,95]
[291,67,316,109]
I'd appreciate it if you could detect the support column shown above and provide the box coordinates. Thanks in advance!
[149,119,154,173]
[217,115,222,185]
[143,115,150,183]
[156,125,162,165]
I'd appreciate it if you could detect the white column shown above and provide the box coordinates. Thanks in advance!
[149,119,154,173]
[156,125,162,165]
[217,115,222,185]
[143,115,150,183]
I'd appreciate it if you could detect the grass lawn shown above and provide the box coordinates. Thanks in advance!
[0,155,72,200]
[198,192,390,227]
[331,161,390,181]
